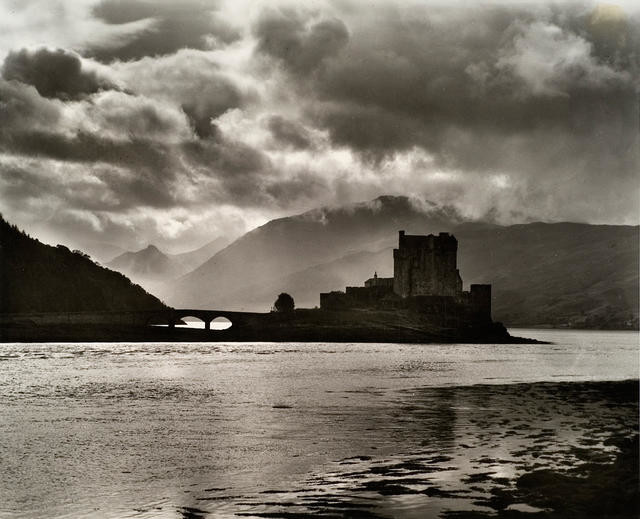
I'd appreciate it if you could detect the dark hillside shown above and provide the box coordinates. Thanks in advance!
[0,215,165,313]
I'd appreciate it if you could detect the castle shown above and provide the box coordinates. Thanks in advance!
[320,231,491,324]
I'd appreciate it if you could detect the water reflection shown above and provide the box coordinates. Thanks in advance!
[197,381,636,518]
[0,330,637,518]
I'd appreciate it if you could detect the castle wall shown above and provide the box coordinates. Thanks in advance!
[470,284,491,320]
[320,291,350,310]
[364,276,394,288]
[320,285,394,310]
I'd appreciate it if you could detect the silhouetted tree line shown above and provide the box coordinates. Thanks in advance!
[0,214,165,313]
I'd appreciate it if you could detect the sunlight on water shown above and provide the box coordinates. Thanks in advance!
[0,329,637,518]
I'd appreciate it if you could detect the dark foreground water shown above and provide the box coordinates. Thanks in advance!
[0,329,638,518]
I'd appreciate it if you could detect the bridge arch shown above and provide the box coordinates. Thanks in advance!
[170,310,237,330]
[210,316,232,330]
[176,315,208,329]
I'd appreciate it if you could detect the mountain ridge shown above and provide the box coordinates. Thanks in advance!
[107,236,229,285]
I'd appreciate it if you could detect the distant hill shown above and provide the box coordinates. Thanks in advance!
[107,237,229,285]
[0,215,165,313]
[158,196,638,329]
[108,245,178,280]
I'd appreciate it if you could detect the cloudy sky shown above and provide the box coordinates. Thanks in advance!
[0,0,638,253]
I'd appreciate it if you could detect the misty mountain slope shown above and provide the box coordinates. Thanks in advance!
[0,215,165,313]
[172,237,230,270]
[161,197,638,328]
[453,223,639,326]
[77,241,126,263]
[220,247,395,311]
[109,245,178,280]
[108,237,230,285]
[162,196,464,308]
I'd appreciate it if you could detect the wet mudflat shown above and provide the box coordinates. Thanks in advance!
[0,330,637,518]
[220,380,638,519]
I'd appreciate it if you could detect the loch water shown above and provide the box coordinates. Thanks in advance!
[0,329,638,518]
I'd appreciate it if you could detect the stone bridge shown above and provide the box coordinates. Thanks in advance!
[0,309,268,329]
[148,309,266,329]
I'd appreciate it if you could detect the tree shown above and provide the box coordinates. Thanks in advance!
[273,292,294,313]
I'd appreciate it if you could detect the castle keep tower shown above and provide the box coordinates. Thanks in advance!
[393,231,463,298]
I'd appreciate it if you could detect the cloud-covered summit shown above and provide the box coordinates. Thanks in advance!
[0,0,637,253]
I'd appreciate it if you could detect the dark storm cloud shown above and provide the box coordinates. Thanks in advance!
[0,79,61,130]
[181,135,330,209]
[110,50,256,139]
[254,8,349,73]
[89,0,240,62]
[268,115,312,149]
[0,74,288,211]
[181,136,272,206]
[0,75,284,212]
[285,3,639,185]
[5,130,167,177]
[0,163,141,213]
[0,78,188,209]
[313,103,424,157]
[0,78,188,163]
[1,132,180,210]
[182,82,244,139]
[2,48,117,100]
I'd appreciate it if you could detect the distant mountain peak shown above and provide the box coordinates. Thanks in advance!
[140,244,162,254]
[106,237,230,287]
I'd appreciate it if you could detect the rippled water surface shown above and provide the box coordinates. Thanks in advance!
[0,329,637,518]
